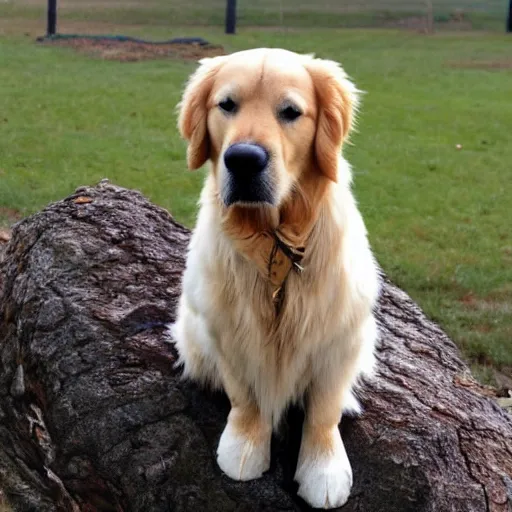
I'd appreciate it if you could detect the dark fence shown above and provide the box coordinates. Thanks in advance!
[2,0,510,33]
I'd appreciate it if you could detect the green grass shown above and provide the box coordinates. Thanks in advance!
[0,23,511,379]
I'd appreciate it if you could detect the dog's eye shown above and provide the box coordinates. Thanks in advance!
[279,105,302,123]
[218,97,237,114]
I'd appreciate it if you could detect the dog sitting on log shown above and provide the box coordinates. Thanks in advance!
[171,48,379,509]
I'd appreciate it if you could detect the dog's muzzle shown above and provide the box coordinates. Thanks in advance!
[222,143,275,206]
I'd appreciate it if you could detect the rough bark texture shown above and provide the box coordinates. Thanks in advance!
[0,182,511,512]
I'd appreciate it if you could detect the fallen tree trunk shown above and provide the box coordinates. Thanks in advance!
[0,182,511,512]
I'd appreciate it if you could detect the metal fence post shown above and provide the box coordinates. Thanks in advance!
[225,0,237,35]
[47,0,57,36]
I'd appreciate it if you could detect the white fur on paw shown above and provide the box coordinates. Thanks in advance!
[217,420,271,481]
[295,436,353,509]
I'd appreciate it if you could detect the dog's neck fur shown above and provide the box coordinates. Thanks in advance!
[220,172,330,309]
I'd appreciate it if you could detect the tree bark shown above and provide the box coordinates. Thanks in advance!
[0,182,511,512]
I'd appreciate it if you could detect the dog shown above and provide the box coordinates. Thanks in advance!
[170,48,379,509]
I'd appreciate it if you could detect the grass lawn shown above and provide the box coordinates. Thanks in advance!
[0,21,511,382]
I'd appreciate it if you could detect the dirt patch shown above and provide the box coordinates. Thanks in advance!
[459,291,512,315]
[39,37,225,62]
[447,59,512,70]
[460,291,477,307]
[0,207,22,224]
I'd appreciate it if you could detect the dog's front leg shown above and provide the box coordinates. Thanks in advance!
[216,362,272,481]
[295,374,355,509]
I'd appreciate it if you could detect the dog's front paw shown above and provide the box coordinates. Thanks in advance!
[295,428,353,509]
[217,416,271,481]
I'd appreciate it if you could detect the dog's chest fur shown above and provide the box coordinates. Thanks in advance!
[183,177,375,422]
[198,248,336,422]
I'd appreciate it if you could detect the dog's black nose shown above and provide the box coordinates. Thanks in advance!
[224,143,269,175]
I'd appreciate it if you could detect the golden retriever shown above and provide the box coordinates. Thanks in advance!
[171,48,379,509]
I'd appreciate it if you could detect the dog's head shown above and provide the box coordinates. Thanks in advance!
[178,48,358,214]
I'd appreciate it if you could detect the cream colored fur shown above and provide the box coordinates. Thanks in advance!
[170,48,379,510]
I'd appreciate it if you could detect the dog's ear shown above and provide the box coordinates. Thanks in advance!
[178,56,225,170]
[305,57,360,182]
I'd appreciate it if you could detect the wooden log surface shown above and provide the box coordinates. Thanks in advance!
[0,182,511,512]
